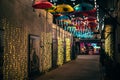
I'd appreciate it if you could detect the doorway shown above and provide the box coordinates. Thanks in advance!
[28,34,40,77]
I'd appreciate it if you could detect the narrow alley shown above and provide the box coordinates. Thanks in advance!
[34,55,100,80]
[0,0,120,80]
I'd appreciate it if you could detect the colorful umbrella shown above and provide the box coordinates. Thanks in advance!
[62,19,71,24]
[84,16,97,21]
[46,5,56,13]
[71,8,96,16]
[73,3,95,16]
[56,15,71,27]
[32,1,53,9]
[71,17,83,21]
[88,21,97,28]
[86,8,97,16]
[71,17,84,26]
[55,4,74,13]
[53,13,63,17]
[56,15,70,20]
[74,3,94,12]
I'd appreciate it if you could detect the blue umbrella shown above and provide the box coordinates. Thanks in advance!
[74,3,94,12]
[56,15,70,20]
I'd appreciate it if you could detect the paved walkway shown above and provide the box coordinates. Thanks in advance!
[35,55,101,80]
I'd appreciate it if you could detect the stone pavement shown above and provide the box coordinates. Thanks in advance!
[34,55,101,80]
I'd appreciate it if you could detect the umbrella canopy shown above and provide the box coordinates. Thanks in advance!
[71,17,84,26]
[55,4,74,13]
[53,13,63,17]
[56,15,70,26]
[83,16,97,29]
[74,3,94,12]
[71,17,83,22]
[56,15,70,20]
[84,16,97,21]
[32,1,53,9]
[88,21,97,28]
[72,8,97,16]
[46,5,56,13]
[62,19,71,24]
[86,8,97,16]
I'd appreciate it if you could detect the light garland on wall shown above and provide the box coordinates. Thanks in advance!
[2,19,28,80]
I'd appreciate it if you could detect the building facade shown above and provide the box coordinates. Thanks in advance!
[0,0,74,79]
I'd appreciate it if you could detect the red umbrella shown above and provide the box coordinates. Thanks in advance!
[71,17,84,26]
[32,1,53,9]
[84,16,97,21]
[88,21,97,28]
[86,8,96,16]
[72,8,96,16]
[76,24,84,30]
[71,17,83,21]
[53,13,63,17]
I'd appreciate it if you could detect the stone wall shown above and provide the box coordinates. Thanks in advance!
[0,0,53,79]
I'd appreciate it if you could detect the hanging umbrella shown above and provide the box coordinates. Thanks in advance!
[88,21,98,29]
[72,8,96,16]
[55,4,74,13]
[84,16,97,21]
[74,3,94,12]
[56,15,70,20]
[71,17,84,27]
[71,17,85,31]
[71,17,83,21]
[32,1,53,9]
[53,13,63,17]
[46,5,56,13]
[71,17,83,23]
[85,8,97,16]
[56,15,70,27]
[73,3,95,16]
[62,19,71,24]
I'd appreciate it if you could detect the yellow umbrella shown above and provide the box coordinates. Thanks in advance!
[55,4,74,13]
[46,5,56,13]
[62,19,71,24]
